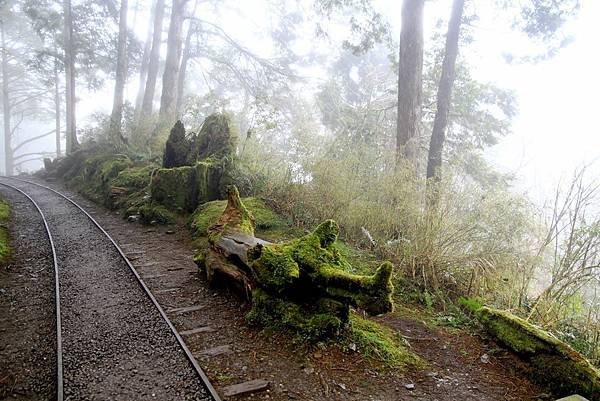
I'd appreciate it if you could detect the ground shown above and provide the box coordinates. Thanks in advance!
[33,179,549,401]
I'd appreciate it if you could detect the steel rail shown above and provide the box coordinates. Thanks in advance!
[7,177,222,401]
[0,180,64,401]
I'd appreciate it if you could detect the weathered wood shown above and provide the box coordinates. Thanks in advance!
[180,326,214,336]
[166,304,204,314]
[222,379,270,397]
[198,345,231,356]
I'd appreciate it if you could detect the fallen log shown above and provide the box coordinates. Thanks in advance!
[197,185,394,338]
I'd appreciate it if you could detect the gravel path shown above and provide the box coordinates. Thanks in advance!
[1,179,213,401]
[0,186,56,400]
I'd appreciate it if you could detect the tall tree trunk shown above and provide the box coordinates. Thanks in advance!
[64,0,78,154]
[109,0,129,145]
[426,0,465,183]
[396,0,424,168]
[54,54,61,157]
[159,0,188,122]
[1,20,12,175]
[175,14,196,115]
[140,0,165,118]
[134,0,154,119]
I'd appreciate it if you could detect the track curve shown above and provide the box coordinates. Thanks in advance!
[0,181,63,400]
[0,177,221,401]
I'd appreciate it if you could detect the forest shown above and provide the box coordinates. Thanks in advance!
[1,0,599,400]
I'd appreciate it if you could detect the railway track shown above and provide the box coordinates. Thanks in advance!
[0,177,221,401]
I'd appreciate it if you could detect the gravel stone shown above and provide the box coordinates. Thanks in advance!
[1,180,213,401]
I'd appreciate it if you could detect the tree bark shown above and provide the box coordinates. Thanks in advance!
[54,54,61,157]
[109,0,129,145]
[396,0,424,168]
[134,0,154,119]
[1,19,12,175]
[159,0,188,122]
[140,0,165,118]
[175,17,196,115]
[426,0,465,182]
[64,0,78,154]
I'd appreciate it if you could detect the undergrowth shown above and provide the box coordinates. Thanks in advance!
[0,199,10,263]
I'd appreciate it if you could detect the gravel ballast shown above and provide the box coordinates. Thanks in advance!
[1,180,213,401]
[0,185,56,400]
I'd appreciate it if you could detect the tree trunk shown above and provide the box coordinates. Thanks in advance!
[64,0,78,154]
[134,0,154,119]
[54,54,61,157]
[175,17,195,115]
[140,0,165,118]
[426,0,465,183]
[159,0,188,122]
[396,0,424,168]
[1,20,12,175]
[109,0,129,145]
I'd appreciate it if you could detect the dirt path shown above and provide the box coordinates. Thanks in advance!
[33,177,546,401]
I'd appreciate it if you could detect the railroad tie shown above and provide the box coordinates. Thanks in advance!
[222,379,270,397]
[180,326,214,336]
[166,304,205,314]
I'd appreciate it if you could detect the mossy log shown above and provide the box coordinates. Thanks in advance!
[200,186,394,337]
[473,306,600,400]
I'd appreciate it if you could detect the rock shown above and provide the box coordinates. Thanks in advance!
[404,383,415,390]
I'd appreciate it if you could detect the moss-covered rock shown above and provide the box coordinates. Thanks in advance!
[474,306,600,400]
[150,165,198,212]
[138,204,176,225]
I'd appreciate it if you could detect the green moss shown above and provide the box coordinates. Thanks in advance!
[348,315,423,370]
[190,196,297,241]
[0,200,10,263]
[138,204,176,225]
[475,306,600,399]
[72,154,133,204]
[150,165,198,212]
[250,245,300,294]
[246,289,344,340]
[249,220,394,315]
[476,307,555,354]
[112,165,156,190]
[195,159,222,203]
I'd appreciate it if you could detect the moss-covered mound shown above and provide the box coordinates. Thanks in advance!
[473,306,600,400]
[150,115,245,212]
[0,199,10,264]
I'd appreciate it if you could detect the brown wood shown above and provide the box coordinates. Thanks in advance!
[166,304,204,314]
[426,0,465,183]
[396,0,425,166]
[222,379,270,397]
[180,326,214,336]
[198,345,231,357]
